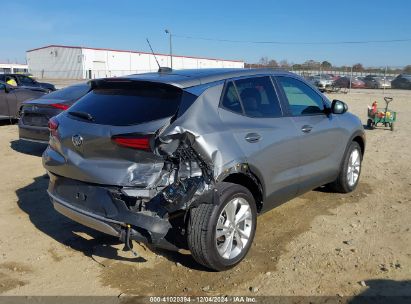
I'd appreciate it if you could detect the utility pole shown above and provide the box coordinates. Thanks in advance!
[349,66,353,93]
[383,65,387,95]
[165,29,173,69]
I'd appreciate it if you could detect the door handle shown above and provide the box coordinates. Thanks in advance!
[245,133,261,143]
[301,125,313,133]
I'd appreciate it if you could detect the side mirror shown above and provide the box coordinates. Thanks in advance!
[331,99,348,114]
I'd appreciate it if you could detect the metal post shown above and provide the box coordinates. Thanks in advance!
[349,66,353,93]
[383,65,387,95]
[165,29,173,69]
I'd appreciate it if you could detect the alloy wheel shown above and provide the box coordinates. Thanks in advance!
[347,149,361,187]
[215,197,252,260]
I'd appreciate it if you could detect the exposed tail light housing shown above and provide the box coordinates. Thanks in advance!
[50,103,70,110]
[48,117,59,137]
[112,134,152,151]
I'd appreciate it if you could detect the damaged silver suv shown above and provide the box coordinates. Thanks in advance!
[43,69,365,271]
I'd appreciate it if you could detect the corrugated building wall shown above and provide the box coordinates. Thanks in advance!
[26,45,244,79]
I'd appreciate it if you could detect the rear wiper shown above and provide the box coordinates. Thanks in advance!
[68,111,94,121]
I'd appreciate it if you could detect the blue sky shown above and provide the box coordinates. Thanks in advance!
[2,0,411,67]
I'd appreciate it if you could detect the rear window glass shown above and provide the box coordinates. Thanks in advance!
[67,81,184,126]
[234,76,282,118]
[221,81,242,114]
[40,84,90,100]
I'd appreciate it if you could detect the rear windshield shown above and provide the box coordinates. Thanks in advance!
[67,81,186,126]
[41,84,90,100]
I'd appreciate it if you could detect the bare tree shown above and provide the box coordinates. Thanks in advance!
[403,65,411,74]
[258,56,269,66]
[268,60,278,68]
[321,61,332,69]
[352,63,365,72]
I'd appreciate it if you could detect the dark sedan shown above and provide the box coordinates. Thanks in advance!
[363,75,391,89]
[0,74,56,92]
[0,81,46,120]
[391,74,411,89]
[19,82,90,143]
[333,76,366,89]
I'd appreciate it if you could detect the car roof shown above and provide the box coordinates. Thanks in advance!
[100,68,295,89]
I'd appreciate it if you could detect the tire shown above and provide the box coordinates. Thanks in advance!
[329,142,362,193]
[390,123,394,131]
[187,182,257,271]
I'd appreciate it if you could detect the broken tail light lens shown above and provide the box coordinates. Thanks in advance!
[112,135,152,151]
[48,117,59,137]
[50,103,70,110]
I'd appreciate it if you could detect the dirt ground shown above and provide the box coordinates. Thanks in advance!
[0,89,410,297]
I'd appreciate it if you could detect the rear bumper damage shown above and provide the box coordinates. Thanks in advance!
[47,170,214,251]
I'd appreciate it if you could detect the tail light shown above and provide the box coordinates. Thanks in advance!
[48,117,59,137]
[112,135,152,151]
[50,103,70,110]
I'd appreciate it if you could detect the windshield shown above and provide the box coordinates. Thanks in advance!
[41,84,90,100]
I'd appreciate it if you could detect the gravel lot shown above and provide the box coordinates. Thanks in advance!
[0,89,410,297]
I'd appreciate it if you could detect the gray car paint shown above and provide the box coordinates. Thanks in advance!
[0,81,46,119]
[43,69,365,245]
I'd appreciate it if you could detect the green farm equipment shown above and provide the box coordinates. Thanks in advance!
[367,97,397,131]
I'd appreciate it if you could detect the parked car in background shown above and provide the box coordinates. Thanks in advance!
[19,82,90,143]
[363,75,391,89]
[0,74,56,92]
[312,75,334,92]
[0,81,46,120]
[315,73,340,81]
[391,74,411,90]
[333,76,366,89]
[42,69,365,271]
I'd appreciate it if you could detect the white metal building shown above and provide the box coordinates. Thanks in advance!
[26,45,244,79]
[0,63,29,74]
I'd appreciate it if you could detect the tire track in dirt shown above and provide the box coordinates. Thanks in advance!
[98,183,372,295]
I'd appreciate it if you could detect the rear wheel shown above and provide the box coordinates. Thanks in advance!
[187,183,257,271]
[329,142,362,193]
[390,123,394,131]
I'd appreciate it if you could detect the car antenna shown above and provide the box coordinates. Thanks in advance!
[146,38,172,73]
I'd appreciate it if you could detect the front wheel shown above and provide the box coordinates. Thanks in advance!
[187,183,257,271]
[328,142,362,193]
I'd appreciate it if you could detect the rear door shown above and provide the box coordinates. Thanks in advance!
[275,76,346,194]
[219,76,301,211]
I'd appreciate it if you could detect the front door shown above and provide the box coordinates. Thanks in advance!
[275,76,346,194]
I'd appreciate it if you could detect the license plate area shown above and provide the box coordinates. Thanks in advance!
[51,175,119,218]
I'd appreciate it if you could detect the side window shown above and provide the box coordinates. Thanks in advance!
[221,81,243,114]
[18,76,35,85]
[276,77,325,116]
[234,76,282,118]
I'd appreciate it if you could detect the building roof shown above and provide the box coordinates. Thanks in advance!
[97,68,293,88]
[26,44,243,63]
